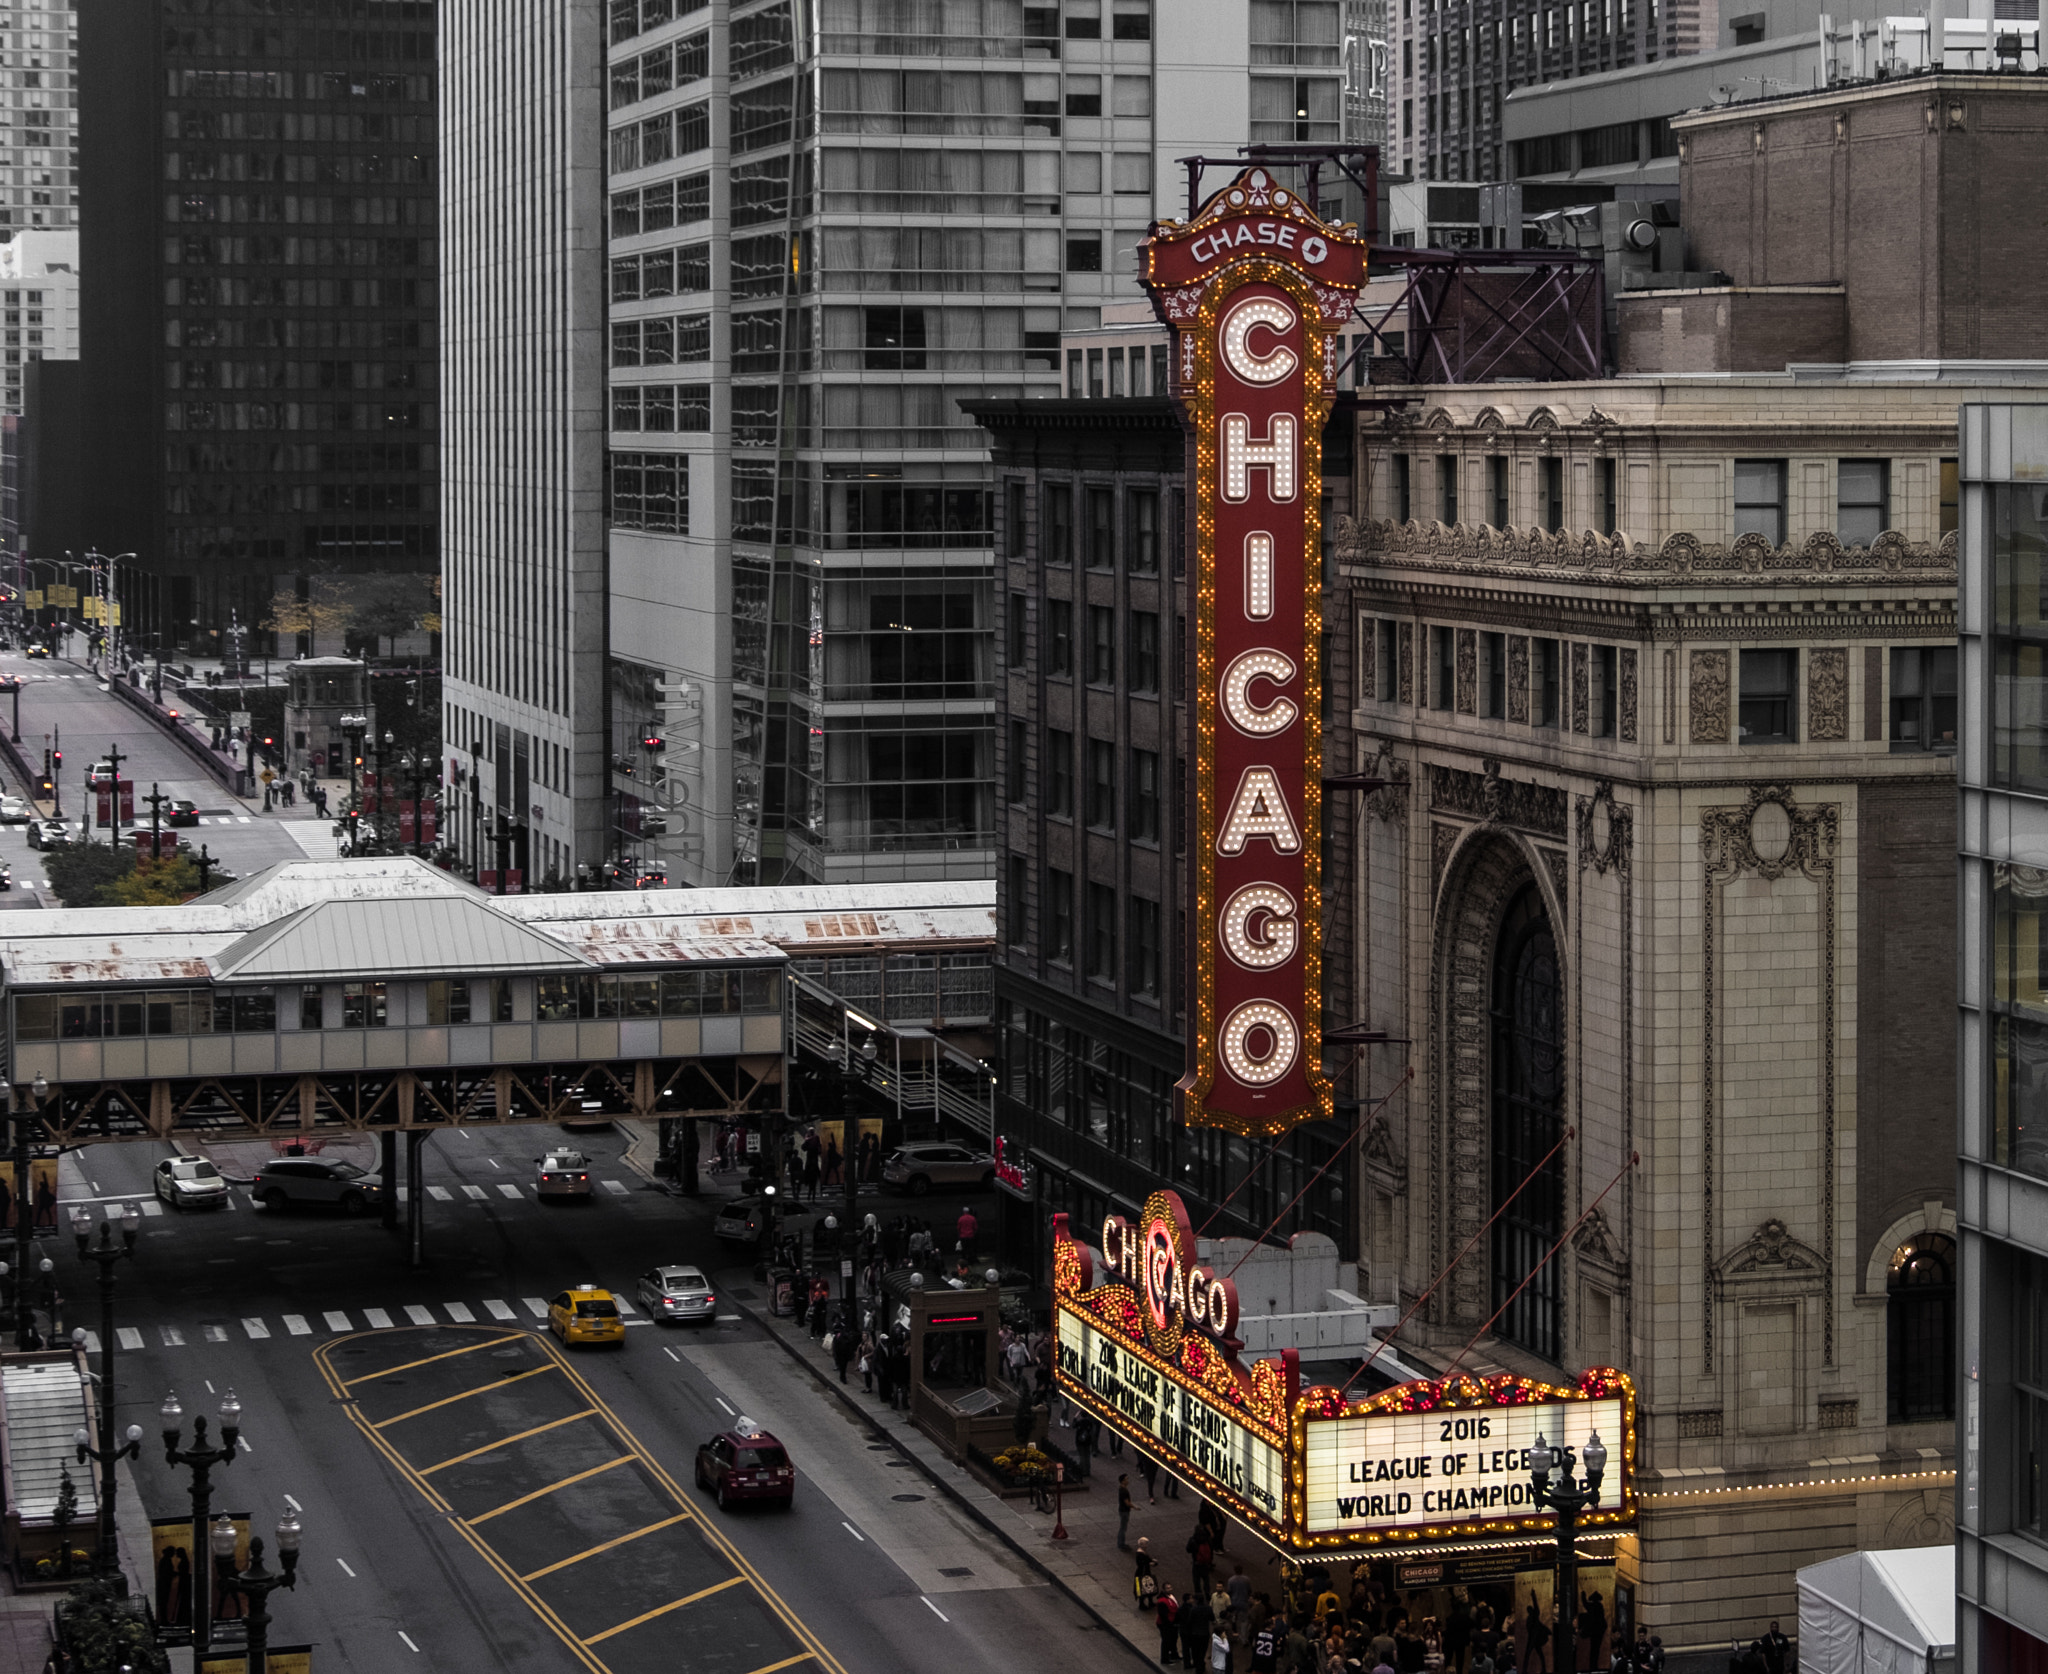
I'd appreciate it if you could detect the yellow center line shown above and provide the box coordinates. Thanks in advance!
[583,1576,744,1647]
[519,1511,692,1582]
[419,1409,596,1474]
[468,1455,637,1527]
[742,1657,817,1674]
[342,1333,525,1387]
[373,1362,559,1428]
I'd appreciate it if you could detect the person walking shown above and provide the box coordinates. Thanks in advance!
[1118,1473,1135,1550]
[1227,1565,1252,1631]
[1134,1539,1158,1610]
[1187,1523,1215,1601]
[858,1329,877,1393]
[1181,1590,1215,1673]
[1137,1451,1160,1504]
[800,1133,822,1203]
[832,1322,856,1384]
[1156,1588,1184,1668]
[956,1205,978,1263]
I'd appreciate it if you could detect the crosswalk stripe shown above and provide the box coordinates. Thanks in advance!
[138,1199,163,1217]
[222,1194,237,1212]
[426,1186,452,1202]
[242,1318,270,1340]
[614,1297,637,1316]
[461,1184,487,1200]
[204,1325,228,1343]
[282,1315,312,1336]
[445,1302,475,1323]
[483,1300,516,1320]
[403,1304,435,1325]
[160,1325,184,1347]
[496,1183,523,1199]
[521,1297,548,1318]
[600,1179,629,1196]
[323,1310,352,1332]
[363,1308,393,1329]
[117,1327,144,1351]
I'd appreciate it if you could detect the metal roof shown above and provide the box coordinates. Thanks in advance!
[3,1360,96,1522]
[209,896,596,983]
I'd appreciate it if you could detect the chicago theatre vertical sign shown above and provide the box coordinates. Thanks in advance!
[1142,169,1369,1137]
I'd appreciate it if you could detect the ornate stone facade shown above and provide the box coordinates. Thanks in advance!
[1339,372,1986,1650]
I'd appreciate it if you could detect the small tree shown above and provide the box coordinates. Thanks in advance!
[42,842,134,909]
[50,1465,78,1578]
[54,1577,170,1673]
[351,574,438,661]
[261,576,356,654]
[96,855,204,906]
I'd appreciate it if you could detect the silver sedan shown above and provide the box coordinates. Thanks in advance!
[637,1265,717,1326]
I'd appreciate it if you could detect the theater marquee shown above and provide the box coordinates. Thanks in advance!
[1141,168,1370,1137]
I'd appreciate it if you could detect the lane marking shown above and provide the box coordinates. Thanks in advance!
[403,1305,436,1326]
[342,1333,519,1387]
[483,1300,516,1321]
[715,1397,736,1416]
[399,1631,420,1653]
[373,1363,558,1429]
[520,1297,548,1318]
[363,1308,394,1329]
[497,1183,522,1199]
[282,1315,312,1337]
[520,1511,692,1582]
[117,1327,144,1350]
[584,1576,744,1647]
[238,1436,251,1453]
[488,1157,501,1169]
[444,1302,475,1323]
[426,1186,452,1202]
[323,1310,352,1332]
[744,1659,821,1674]
[284,1495,301,1512]
[614,1298,637,1316]
[204,1325,228,1343]
[662,1346,680,1363]
[466,1454,637,1527]
[600,1179,629,1196]
[716,1314,741,1322]
[139,1200,163,1217]
[420,1409,596,1474]
[336,1558,356,1578]
[841,1522,865,1542]
[457,1128,472,1139]
[921,1598,949,1622]
[462,1184,487,1200]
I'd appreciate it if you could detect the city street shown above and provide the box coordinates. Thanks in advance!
[49,1125,1122,1674]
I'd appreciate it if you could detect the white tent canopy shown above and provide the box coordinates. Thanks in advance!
[1796,1546,1956,1674]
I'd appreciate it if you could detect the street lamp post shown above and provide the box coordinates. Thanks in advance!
[0,1072,49,1350]
[163,1387,241,1654]
[213,1505,302,1674]
[70,1202,142,1581]
[838,1033,876,1318]
[339,713,368,803]
[1525,1427,1609,1674]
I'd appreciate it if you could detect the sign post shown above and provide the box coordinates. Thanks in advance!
[1140,168,1369,1138]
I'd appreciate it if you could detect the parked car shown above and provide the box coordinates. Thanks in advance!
[252,1156,380,1216]
[154,1156,230,1210]
[881,1141,996,1197]
[0,796,30,825]
[166,799,200,827]
[26,819,69,851]
[535,1150,593,1201]
[694,1418,794,1510]
[546,1284,625,1348]
[637,1265,716,1326]
[711,1195,817,1245]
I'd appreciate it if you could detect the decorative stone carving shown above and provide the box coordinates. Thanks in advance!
[1573,1205,1630,1281]
[1679,1410,1723,1439]
[1397,621,1413,704]
[1358,616,1376,700]
[1537,846,1569,913]
[1429,761,1568,838]
[1507,636,1530,725]
[1570,642,1590,734]
[1360,743,1412,824]
[1701,783,1838,884]
[1455,629,1477,714]
[1618,647,1638,743]
[1576,782,1634,876]
[1362,1111,1408,1196]
[1689,649,1730,744]
[1717,1217,1826,1278]
[1431,821,1459,894]
[1808,646,1849,742]
[1473,406,1507,432]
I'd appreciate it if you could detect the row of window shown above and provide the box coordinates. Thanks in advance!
[167,276,421,309]
[168,319,424,350]
[170,111,430,145]
[1012,598,1168,692]
[169,69,430,103]
[1065,342,1167,399]
[609,175,709,239]
[1014,727,1172,843]
[167,360,425,391]
[163,400,428,433]
[168,193,429,225]
[609,450,688,534]
[609,243,710,302]
[1011,856,1165,994]
[608,103,709,174]
[1006,481,1174,571]
[165,152,428,185]
[609,30,707,108]
[609,313,711,368]
[167,235,431,269]
[167,441,432,475]
[610,382,710,434]
[609,0,706,46]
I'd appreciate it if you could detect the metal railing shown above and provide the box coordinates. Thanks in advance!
[787,967,995,1145]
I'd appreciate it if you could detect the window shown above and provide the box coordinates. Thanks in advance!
[1112,75,1152,117]
[1837,459,1889,547]
[1130,749,1161,843]
[1086,738,1116,829]
[1886,1235,1955,1423]
[1577,120,1638,167]
[1112,151,1151,193]
[1941,457,1960,537]
[1046,599,1073,676]
[1376,619,1398,702]
[1995,862,2048,1178]
[1535,637,1560,727]
[1541,456,1563,533]
[1006,854,1028,947]
[1087,488,1115,567]
[1393,453,1410,522]
[1129,612,1160,693]
[1047,868,1074,962]
[1439,453,1458,524]
[1006,481,1026,557]
[1047,728,1074,815]
[342,981,388,1028]
[1007,592,1027,666]
[1066,234,1103,272]
[1066,74,1102,116]
[492,980,515,1023]
[1591,645,1617,738]
[1489,456,1508,528]
[1087,349,1104,398]
[1128,489,1159,572]
[1128,896,1162,996]
[1491,885,1563,1362]
[1044,483,1073,562]
[1431,625,1454,711]
[1995,485,2048,790]
[1738,648,1797,744]
[1734,459,1787,545]
[425,980,470,1026]
[1086,883,1117,982]
[1108,352,1126,397]
[1088,605,1115,684]
[1067,350,1082,397]
[1599,457,1617,537]
[300,985,325,1030]
[1480,632,1506,719]
[2014,1250,2048,1537]
[1007,719,1027,801]
[1890,646,1957,753]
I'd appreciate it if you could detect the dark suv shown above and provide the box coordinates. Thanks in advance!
[694,1421,794,1510]
[252,1157,381,1216]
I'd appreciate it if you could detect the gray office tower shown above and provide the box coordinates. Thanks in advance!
[443,0,1358,888]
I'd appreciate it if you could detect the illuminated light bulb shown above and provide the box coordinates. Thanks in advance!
[1220,884,1298,970]
[1220,1001,1298,1086]
[1219,297,1298,385]
[1220,649,1298,737]
[1221,413,1297,503]
[1244,533,1274,620]
[1217,767,1302,856]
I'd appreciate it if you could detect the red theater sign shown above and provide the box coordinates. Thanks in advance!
[1141,168,1369,1136]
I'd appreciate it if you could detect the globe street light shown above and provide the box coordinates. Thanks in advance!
[163,1387,242,1653]
[0,1071,49,1351]
[1526,1427,1609,1674]
[70,1200,141,1580]
[213,1502,302,1674]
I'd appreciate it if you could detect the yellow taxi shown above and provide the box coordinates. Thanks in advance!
[546,1284,626,1348]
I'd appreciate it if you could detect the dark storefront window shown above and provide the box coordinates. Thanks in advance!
[1491,884,1563,1362]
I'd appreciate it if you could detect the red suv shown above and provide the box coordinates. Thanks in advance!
[693,1420,794,1510]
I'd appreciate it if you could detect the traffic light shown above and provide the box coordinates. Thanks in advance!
[51,748,60,772]
[642,735,665,751]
